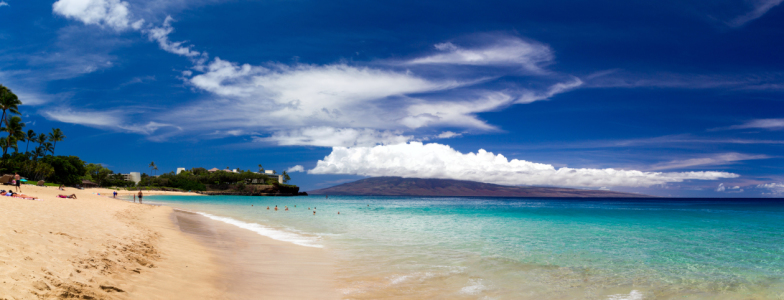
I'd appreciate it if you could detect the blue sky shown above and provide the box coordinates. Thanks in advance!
[1,0,783,197]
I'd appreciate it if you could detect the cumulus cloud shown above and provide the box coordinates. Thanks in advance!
[729,0,784,27]
[309,142,738,187]
[756,182,784,194]
[649,153,770,170]
[287,165,305,173]
[53,0,135,31]
[716,183,743,192]
[0,1,8,7]
[408,36,554,72]
[258,127,413,147]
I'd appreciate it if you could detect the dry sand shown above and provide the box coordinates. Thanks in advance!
[0,185,337,299]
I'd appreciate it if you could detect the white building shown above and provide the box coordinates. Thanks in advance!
[176,168,186,175]
[265,170,276,175]
[121,172,141,185]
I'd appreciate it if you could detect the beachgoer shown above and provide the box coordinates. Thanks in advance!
[308,207,311,210]
[313,210,316,215]
[267,206,269,210]
[275,205,278,211]
[59,184,65,191]
[14,173,21,192]
[69,194,77,199]
[338,211,340,214]
[138,191,143,204]
[133,194,136,203]
[113,191,117,198]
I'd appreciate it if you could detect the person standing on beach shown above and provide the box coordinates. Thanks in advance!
[138,191,143,204]
[14,173,21,192]
[133,193,136,203]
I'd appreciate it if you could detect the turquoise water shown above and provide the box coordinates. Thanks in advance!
[144,195,784,300]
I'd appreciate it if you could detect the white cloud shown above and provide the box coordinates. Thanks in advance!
[146,16,205,60]
[436,131,462,139]
[53,0,134,31]
[0,2,8,7]
[309,142,738,188]
[729,0,784,27]
[716,183,743,193]
[258,127,413,147]
[649,153,770,170]
[756,182,784,194]
[728,118,784,130]
[41,107,179,136]
[287,165,305,173]
[408,36,554,72]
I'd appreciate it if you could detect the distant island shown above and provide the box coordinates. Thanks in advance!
[308,177,652,198]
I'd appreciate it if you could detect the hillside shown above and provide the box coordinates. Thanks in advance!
[307,177,652,198]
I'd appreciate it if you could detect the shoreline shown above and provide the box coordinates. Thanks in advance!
[0,185,337,299]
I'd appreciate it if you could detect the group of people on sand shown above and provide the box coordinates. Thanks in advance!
[3,173,38,200]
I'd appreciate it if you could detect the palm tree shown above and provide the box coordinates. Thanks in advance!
[149,161,157,176]
[43,142,54,156]
[36,134,47,149]
[33,146,44,161]
[2,116,24,156]
[0,85,21,125]
[48,128,65,156]
[25,130,35,153]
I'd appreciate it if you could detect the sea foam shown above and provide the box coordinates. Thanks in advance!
[197,212,323,248]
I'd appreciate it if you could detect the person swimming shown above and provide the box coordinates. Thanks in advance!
[313,210,316,215]
[285,206,289,211]
[267,206,269,210]
[275,205,278,211]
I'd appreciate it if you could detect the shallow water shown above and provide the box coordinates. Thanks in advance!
[144,195,784,299]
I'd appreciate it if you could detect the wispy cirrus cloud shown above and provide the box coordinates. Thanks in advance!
[41,107,180,137]
[406,35,554,72]
[309,142,738,188]
[728,0,784,27]
[726,118,784,130]
[649,153,770,171]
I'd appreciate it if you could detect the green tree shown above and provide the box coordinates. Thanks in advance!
[47,128,65,156]
[43,142,54,155]
[40,156,86,185]
[282,171,291,183]
[36,134,47,156]
[85,163,112,186]
[2,116,25,155]
[0,85,21,125]
[25,130,35,153]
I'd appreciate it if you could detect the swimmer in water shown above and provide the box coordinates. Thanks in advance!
[267,206,269,210]
[338,211,340,214]
[308,207,311,210]
[285,206,289,211]
[313,210,316,215]
[275,205,278,211]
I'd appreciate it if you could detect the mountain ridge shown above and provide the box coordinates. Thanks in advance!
[307,177,652,198]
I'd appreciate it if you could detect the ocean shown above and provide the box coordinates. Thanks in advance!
[143,195,784,300]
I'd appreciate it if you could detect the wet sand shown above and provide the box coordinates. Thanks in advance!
[172,210,338,300]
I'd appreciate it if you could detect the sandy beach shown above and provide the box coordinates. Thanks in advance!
[0,185,337,299]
